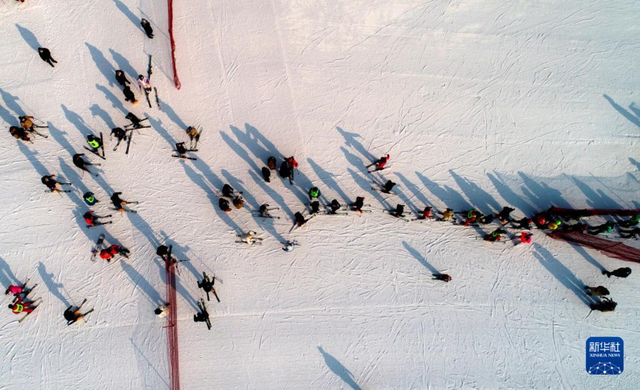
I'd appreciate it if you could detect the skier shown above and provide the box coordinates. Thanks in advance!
[389,204,405,218]
[619,213,640,228]
[86,134,103,154]
[511,217,532,230]
[588,221,615,235]
[238,231,262,245]
[463,209,482,227]
[309,187,321,201]
[590,297,617,312]
[479,214,495,224]
[283,239,299,252]
[497,207,515,224]
[368,154,390,171]
[258,203,276,218]
[137,75,152,94]
[64,302,89,325]
[438,208,454,221]
[351,196,365,213]
[279,160,291,180]
[546,219,562,230]
[585,286,610,297]
[41,174,71,192]
[380,180,396,194]
[193,301,211,328]
[261,167,271,182]
[175,142,189,158]
[125,112,147,129]
[185,126,199,142]
[432,273,452,282]
[221,184,235,198]
[197,272,220,302]
[8,297,38,314]
[282,156,298,183]
[83,191,98,206]
[99,244,130,262]
[154,304,169,318]
[219,198,231,213]
[38,47,57,67]
[83,211,112,228]
[328,199,341,214]
[309,201,320,215]
[485,228,506,242]
[417,206,433,220]
[111,127,128,148]
[140,18,154,39]
[5,284,25,297]
[267,156,277,170]
[602,267,632,278]
[564,222,588,232]
[232,195,245,209]
[156,245,171,262]
[111,192,134,212]
[619,227,640,239]
[19,115,47,132]
[114,70,130,87]
[514,232,533,244]
[533,212,551,228]
[72,153,98,175]
[122,85,137,104]
[9,126,32,143]
[293,212,308,228]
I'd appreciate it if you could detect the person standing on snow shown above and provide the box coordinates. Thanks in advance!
[309,187,321,201]
[155,304,169,318]
[602,267,632,278]
[368,154,390,171]
[381,180,396,194]
[438,208,454,221]
[485,228,506,242]
[432,273,452,282]
[38,47,57,67]
[86,134,103,154]
[41,174,71,192]
[19,115,47,132]
[72,153,99,175]
[293,212,308,228]
[99,245,130,262]
[110,192,134,212]
[137,75,152,94]
[588,221,615,235]
[8,297,37,315]
[219,198,231,213]
[115,70,130,87]
[83,191,98,206]
[417,206,433,220]
[238,231,262,245]
[140,19,154,39]
[328,199,341,214]
[125,112,147,129]
[83,211,112,228]
[619,214,640,228]
[351,196,365,213]
[232,195,245,209]
[389,204,405,218]
[9,126,32,143]
[122,85,137,105]
[497,207,515,224]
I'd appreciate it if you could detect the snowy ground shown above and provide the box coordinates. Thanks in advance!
[1,0,639,389]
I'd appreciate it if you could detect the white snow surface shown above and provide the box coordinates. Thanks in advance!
[1,0,639,389]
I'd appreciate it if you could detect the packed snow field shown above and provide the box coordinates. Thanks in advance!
[1,0,639,389]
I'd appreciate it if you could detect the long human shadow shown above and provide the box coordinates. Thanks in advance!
[120,261,163,306]
[336,126,376,167]
[38,262,71,307]
[157,99,187,130]
[15,24,41,52]
[108,49,139,83]
[18,142,48,177]
[48,122,78,157]
[0,255,20,288]
[569,244,607,273]
[180,162,243,234]
[630,158,640,172]
[487,172,535,217]
[518,172,571,209]
[0,101,17,125]
[340,146,368,177]
[307,158,351,205]
[571,177,622,209]
[402,241,439,275]
[449,170,501,215]
[0,87,24,116]
[603,94,640,129]
[317,347,362,390]
[415,171,472,211]
[395,173,431,211]
[347,167,390,210]
[96,84,128,115]
[147,116,177,149]
[532,244,598,307]
[112,0,143,32]
[85,43,116,86]
[89,104,117,129]
[61,104,94,137]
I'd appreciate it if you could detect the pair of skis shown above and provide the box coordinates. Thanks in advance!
[67,298,94,326]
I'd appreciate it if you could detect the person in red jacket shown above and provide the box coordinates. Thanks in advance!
[83,211,112,228]
[8,296,37,314]
[370,154,390,171]
[99,245,130,262]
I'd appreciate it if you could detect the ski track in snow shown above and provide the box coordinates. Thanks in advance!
[1,0,640,389]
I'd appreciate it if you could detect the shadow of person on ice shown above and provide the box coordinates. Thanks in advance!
[317,347,362,390]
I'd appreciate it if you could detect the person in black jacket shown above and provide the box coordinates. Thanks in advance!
[115,70,130,87]
[140,19,154,39]
[38,47,57,67]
